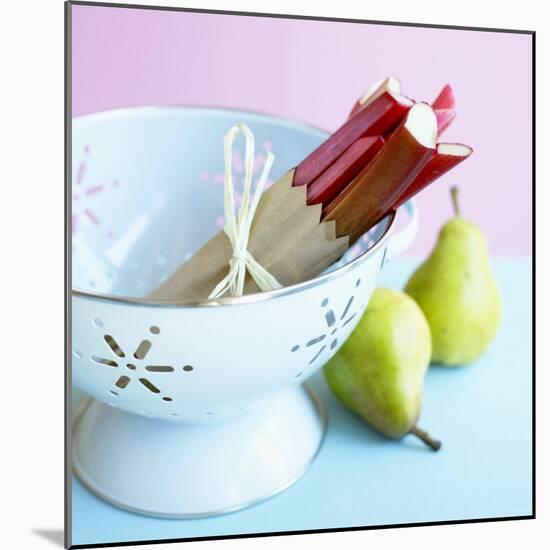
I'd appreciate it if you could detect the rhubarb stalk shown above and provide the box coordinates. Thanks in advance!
[432,84,456,136]
[293,91,413,187]
[392,143,472,210]
[323,103,437,243]
[307,136,385,206]
[348,76,401,118]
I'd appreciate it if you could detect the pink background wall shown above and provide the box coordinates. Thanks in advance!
[72,5,533,256]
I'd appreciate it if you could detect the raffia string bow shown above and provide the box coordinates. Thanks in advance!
[208,124,282,299]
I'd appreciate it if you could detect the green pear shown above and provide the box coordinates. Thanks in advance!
[405,187,501,365]
[324,288,441,451]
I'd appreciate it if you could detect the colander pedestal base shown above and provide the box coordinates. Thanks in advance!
[72,384,326,518]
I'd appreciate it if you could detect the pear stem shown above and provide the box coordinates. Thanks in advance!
[410,425,442,452]
[451,186,460,217]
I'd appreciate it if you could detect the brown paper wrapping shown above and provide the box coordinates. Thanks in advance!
[149,169,349,301]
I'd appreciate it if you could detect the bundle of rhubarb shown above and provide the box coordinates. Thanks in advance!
[150,77,472,302]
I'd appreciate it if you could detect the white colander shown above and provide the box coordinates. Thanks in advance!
[71,106,418,518]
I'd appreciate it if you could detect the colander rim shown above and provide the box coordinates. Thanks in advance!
[70,105,398,308]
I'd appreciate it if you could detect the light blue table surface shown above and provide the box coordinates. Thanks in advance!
[71,258,533,547]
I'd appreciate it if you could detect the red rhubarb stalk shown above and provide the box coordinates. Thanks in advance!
[434,109,456,136]
[432,84,456,136]
[307,136,385,207]
[349,76,401,118]
[323,103,437,243]
[294,91,413,187]
[392,143,473,209]
[432,84,455,110]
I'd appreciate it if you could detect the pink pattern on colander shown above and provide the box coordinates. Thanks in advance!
[72,145,120,239]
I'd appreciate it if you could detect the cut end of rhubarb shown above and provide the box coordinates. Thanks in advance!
[404,103,437,149]
[392,92,414,107]
[359,76,401,106]
[349,78,406,118]
[437,143,473,157]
